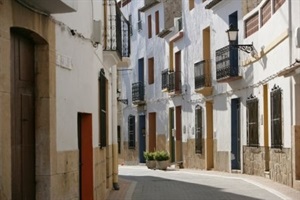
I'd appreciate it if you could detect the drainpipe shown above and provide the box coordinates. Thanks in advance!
[287,0,296,188]
[112,64,120,190]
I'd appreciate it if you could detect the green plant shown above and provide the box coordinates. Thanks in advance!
[143,151,155,161]
[154,151,170,161]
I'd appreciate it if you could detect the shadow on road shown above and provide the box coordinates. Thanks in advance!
[119,174,265,200]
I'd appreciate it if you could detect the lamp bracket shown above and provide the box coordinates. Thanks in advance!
[231,44,254,54]
[117,97,128,105]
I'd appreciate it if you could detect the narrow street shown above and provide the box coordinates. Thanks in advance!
[108,165,300,200]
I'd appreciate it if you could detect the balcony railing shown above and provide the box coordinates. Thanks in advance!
[168,71,181,94]
[132,82,144,103]
[216,45,239,82]
[104,0,130,58]
[194,60,211,89]
[161,69,169,90]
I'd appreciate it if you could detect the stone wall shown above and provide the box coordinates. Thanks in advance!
[156,134,167,151]
[121,142,139,165]
[182,139,205,169]
[214,140,230,172]
[242,0,263,16]
[270,148,292,187]
[243,146,265,176]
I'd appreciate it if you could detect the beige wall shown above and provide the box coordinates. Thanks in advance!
[0,1,114,199]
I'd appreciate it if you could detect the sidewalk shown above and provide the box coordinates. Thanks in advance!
[107,165,300,200]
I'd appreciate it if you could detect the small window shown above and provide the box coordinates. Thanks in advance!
[138,10,142,31]
[148,57,154,84]
[155,11,160,35]
[246,96,259,147]
[99,69,107,148]
[189,0,195,10]
[244,12,259,38]
[271,85,282,148]
[128,115,136,149]
[261,0,271,27]
[148,15,152,38]
[195,105,203,154]
[273,0,285,13]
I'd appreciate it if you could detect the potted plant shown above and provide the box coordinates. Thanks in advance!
[144,151,156,169]
[154,150,170,170]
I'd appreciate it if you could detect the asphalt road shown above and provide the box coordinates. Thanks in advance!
[107,165,300,200]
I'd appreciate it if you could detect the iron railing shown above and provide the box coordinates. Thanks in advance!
[161,69,169,90]
[132,82,144,102]
[105,0,130,57]
[194,60,211,89]
[216,45,239,80]
[168,71,181,93]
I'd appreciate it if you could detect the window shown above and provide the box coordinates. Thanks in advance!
[189,0,194,10]
[155,11,159,35]
[148,57,154,84]
[245,12,259,38]
[261,0,271,27]
[148,15,152,38]
[273,0,285,13]
[138,10,142,31]
[129,14,133,36]
[246,96,259,147]
[271,85,282,148]
[99,69,107,148]
[195,105,203,154]
[128,115,136,149]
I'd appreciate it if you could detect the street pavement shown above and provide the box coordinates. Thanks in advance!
[107,165,300,200]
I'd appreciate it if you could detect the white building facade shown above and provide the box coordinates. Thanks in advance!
[118,0,300,190]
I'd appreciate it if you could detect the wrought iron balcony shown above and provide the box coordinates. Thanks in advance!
[168,71,181,94]
[132,82,145,104]
[194,60,212,96]
[104,0,130,58]
[216,45,241,82]
[161,69,169,90]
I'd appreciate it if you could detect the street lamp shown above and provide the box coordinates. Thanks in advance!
[226,24,254,54]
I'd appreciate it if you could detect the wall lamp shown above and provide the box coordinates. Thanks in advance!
[117,89,128,105]
[226,24,254,54]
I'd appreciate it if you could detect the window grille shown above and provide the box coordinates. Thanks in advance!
[271,85,282,148]
[246,96,259,147]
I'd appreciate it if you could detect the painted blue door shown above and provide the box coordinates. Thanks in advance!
[231,98,241,170]
[138,58,144,83]
[139,115,146,163]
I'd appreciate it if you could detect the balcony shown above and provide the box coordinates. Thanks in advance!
[16,0,77,14]
[132,82,145,105]
[161,69,169,91]
[104,0,130,58]
[216,45,241,82]
[168,71,181,95]
[194,60,213,96]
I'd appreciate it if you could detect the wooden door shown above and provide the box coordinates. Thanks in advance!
[175,106,182,162]
[78,113,94,200]
[11,32,36,200]
[149,113,156,152]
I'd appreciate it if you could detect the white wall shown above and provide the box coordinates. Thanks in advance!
[53,0,105,151]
